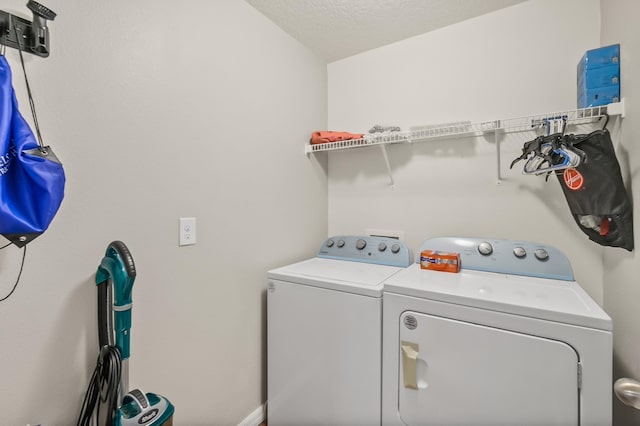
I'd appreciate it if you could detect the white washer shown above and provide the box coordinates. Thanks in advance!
[268,235,411,426]
[382,237,612,426]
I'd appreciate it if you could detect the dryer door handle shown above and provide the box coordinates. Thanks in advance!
[401,341,419,390]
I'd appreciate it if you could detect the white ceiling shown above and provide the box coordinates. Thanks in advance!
[245,0,527,62]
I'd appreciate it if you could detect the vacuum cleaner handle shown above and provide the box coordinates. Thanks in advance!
[96,240,136,360]
[104,240,136,277]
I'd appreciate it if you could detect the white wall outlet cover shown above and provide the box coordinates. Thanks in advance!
[179,217,197,246]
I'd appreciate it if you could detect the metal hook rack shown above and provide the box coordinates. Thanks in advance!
[0,1,56,58]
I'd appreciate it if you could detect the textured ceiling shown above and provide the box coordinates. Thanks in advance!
[245,0,527,62]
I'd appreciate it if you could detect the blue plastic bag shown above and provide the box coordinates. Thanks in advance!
[0,55,65,247]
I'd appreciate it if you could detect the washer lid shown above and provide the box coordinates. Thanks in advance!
[384,265,612,330]
[268,257,405,297]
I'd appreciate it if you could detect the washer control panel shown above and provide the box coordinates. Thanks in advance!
[415,237,574,281]
[318,235,411,267]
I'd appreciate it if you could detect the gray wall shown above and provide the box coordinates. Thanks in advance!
[0,1,327,424]
[2,0,637,424]
[327,0,605,303]
[601,1,640,425]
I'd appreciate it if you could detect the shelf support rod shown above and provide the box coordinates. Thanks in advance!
[380,144,395,187]
[495,129,502,183]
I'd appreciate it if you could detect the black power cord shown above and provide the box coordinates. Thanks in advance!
[0,245,27,302]
[77,345,122,426]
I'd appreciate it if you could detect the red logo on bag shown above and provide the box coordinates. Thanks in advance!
[564,168,584,190]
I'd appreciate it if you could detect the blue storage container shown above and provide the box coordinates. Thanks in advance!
[577,44,621,108]
[578,44,620,74]
[578,84,620,108]
[578,64,619,90]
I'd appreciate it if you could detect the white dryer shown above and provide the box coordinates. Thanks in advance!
[382,237,612,426]
[268,235,411,426]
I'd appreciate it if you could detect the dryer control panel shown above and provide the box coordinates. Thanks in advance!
[416,237,574,281]
[318,235,411,267]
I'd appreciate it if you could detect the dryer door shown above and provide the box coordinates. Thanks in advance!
[398,311,579,425]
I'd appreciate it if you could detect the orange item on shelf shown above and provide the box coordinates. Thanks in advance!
[310,131,365,145]
[419,250,461,273]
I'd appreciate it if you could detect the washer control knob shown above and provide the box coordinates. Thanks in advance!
[391,243,401,254]
[378,242,387,252]
[337,240,345,248]
[478,242,493,256]
[513,247,526,258]
[326,239,334,248]
[356,239,367,250]
[534,248,549,261]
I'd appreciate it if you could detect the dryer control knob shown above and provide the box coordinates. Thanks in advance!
[534,248,549,261]
[326,239,334,248]
[378,242,387,252]
[356,239,367,250]
[391,243,401,254]
[337,240,345,248]
[478,242,493,256]
[513,247,526,258]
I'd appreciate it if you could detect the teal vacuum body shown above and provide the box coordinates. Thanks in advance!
[94,241,174,426]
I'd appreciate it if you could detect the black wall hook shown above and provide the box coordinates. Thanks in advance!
[0,1,56,58]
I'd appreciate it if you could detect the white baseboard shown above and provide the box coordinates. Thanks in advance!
[238,403,266,426]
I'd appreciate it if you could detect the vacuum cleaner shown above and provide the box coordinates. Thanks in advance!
[78,241,174,426]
